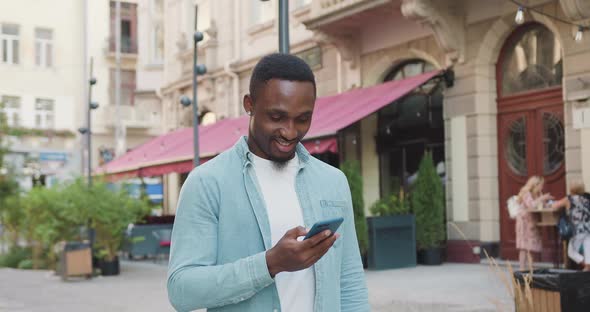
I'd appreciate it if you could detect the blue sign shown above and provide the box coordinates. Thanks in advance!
[39,152,68,162]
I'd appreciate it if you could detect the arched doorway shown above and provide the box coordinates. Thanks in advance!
[377,59,445,196]
[497,23,566,261]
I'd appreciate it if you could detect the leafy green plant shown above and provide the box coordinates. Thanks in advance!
[0,194,23,249]
[87,182,151,262]
[0,246,31,268]
[411,152,445,250]
[370,189,410,217]
[341,161,368,257]
[17,259,33,270]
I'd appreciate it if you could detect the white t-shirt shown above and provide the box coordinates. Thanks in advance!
[252,153,315,312]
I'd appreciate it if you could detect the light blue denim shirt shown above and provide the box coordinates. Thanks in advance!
[167,137,369,312]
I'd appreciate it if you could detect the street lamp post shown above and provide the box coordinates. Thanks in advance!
[79,59,99,186]
[180,31,207,168]
[261,0,289,53]
[278,0,289,54]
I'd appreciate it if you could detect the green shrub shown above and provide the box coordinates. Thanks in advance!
[340,161,369,257]
[370,190,410,217]
[0,247,31,268]
[87,182,151,262]
[17,259,33,270]
[411,152,445,249]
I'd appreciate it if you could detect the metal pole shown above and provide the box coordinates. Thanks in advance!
[192,7,200,167]
[115,0,125,157]
[82,0,88,177]
[278,0,289,54]
[88,58,93,186]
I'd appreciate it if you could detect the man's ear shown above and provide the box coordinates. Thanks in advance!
[243,94,253,115]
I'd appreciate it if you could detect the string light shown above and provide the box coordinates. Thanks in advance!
[510,1,588,44]
[515,6,525,25]
[575,26,583,42]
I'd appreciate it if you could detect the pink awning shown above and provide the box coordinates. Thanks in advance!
[97,70,441,178]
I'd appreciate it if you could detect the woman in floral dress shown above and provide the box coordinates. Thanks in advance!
[516,176,552,270]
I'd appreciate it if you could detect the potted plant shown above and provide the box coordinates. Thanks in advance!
[367,189,416,270]
[411,152,445,265]
[88,182,151,276]
[340,161,369,268]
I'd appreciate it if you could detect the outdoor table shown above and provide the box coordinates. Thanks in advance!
[529,207,564,268]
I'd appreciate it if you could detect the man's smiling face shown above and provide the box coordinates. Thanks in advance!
[244,78,316,162]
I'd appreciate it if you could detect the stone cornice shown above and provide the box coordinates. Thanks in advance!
[559,0,590,21]
[401,0,466,65]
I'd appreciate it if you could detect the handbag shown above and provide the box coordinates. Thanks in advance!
[557,212,573,240]
[507,195,521,219]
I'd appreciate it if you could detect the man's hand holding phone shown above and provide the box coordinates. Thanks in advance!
[266,225,340,278]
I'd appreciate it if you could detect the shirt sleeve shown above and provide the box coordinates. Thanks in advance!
[167,171,274,311]
[338,172,370,312]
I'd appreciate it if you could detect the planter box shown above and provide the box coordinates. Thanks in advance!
[99,257,120,276]
[513,269,590,312]
[417,247,444,265]
[123,223,173,259]
[367,214,416,270]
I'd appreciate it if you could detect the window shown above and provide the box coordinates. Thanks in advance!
[499,24,562,96]
[110,69,136,105]
[378,59,445,196]
[35,98,54,129]
[35,28,53,67]
[110,1,138,53]
[1,24,19,64]
[151,0,164,62]
[250,0,274,25]
[1,95,21,127]
[294,0,311,9]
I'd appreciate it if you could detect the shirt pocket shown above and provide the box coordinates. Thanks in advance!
[319,200,346,249]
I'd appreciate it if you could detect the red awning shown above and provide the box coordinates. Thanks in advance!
[97,70,441,178]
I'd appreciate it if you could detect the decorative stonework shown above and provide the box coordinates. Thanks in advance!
[401,0,466,65]
[312,30,359,69]
[559,0,590,21]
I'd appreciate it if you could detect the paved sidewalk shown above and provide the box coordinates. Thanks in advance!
[0,261,513,312]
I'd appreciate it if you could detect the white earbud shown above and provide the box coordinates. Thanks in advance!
[247,111,252,116]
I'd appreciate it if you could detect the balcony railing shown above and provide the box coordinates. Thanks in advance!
[103,104,161,129]
[306,0,387,27]
[109,36,137,54]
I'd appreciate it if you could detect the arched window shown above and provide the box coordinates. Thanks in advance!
[384,59,436,82]
[377,59,445,197]
[499,23,562,96]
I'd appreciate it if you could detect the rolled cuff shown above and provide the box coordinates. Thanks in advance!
[249,251,275,291]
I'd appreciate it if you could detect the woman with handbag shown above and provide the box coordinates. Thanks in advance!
[551,181,590,271]
[516,176,553,270]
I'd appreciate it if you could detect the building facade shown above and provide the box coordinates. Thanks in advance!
[0,0,166,189]
[89,0,165,169]
[152,0,590,262]
[0,0,85,188]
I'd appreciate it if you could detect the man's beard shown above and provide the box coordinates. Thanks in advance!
[270,155,291,171]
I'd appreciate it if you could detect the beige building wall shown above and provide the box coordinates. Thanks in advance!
[89,0,163,170]
[0,0,86,184]
[154,0,590,228]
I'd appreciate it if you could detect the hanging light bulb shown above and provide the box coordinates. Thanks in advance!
[515,7,525,25]
[575,26,584,42]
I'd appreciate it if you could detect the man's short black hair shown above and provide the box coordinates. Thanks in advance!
[249,53,316,102]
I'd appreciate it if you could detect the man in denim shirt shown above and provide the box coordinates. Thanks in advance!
[167,53,369,312]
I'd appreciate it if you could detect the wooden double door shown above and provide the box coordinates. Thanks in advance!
[498,88,566,261]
